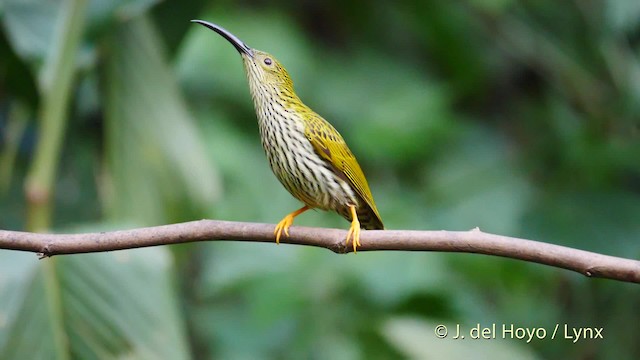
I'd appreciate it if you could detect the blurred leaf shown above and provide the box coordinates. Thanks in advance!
[0,27,39,108]
[2,0,62,65]
[0,247,189,359]
[103,14,220,224]
[427,125,532,235]
[87,0,160,25]
[150,0,208,55]
[403,2,490,97]
[307,52,455,166]
[0,252,37,354]
[523,190,640,256]
[348,252,449,307]
[605,0,640,33]
[2,0,163,81]
[191,237,451,358]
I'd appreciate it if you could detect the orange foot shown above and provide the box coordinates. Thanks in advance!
[274,205,310,244]
[345,204,361,253]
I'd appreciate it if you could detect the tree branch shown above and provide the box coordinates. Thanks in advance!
[1,220,638,283]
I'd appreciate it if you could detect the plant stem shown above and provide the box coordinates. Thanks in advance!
[24,0,87,232]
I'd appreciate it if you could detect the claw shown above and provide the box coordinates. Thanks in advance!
[273,205,310,244]
[346,205,361,253]
[274,216,292,244]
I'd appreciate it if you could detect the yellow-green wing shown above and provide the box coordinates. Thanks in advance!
[303,113,383,227]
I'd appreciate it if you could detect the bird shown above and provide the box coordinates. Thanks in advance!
[192,20,383,252]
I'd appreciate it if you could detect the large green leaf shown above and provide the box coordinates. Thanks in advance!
[1,0,161,64]
[1,0,62,66]
[0,248,189,359]
[103,14,220,224]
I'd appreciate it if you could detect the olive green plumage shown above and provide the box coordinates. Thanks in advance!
[193,20,383,249]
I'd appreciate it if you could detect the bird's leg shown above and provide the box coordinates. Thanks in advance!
[274,205,310,244]
[345,204,361,253]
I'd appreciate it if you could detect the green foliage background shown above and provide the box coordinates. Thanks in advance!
[1,0,639,359]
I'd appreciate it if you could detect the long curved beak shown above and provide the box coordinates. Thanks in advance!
[191,20,254,58]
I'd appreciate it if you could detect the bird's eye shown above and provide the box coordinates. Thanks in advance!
[264,58,273,66]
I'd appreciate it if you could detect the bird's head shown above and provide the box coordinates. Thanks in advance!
[192,20,295,92]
